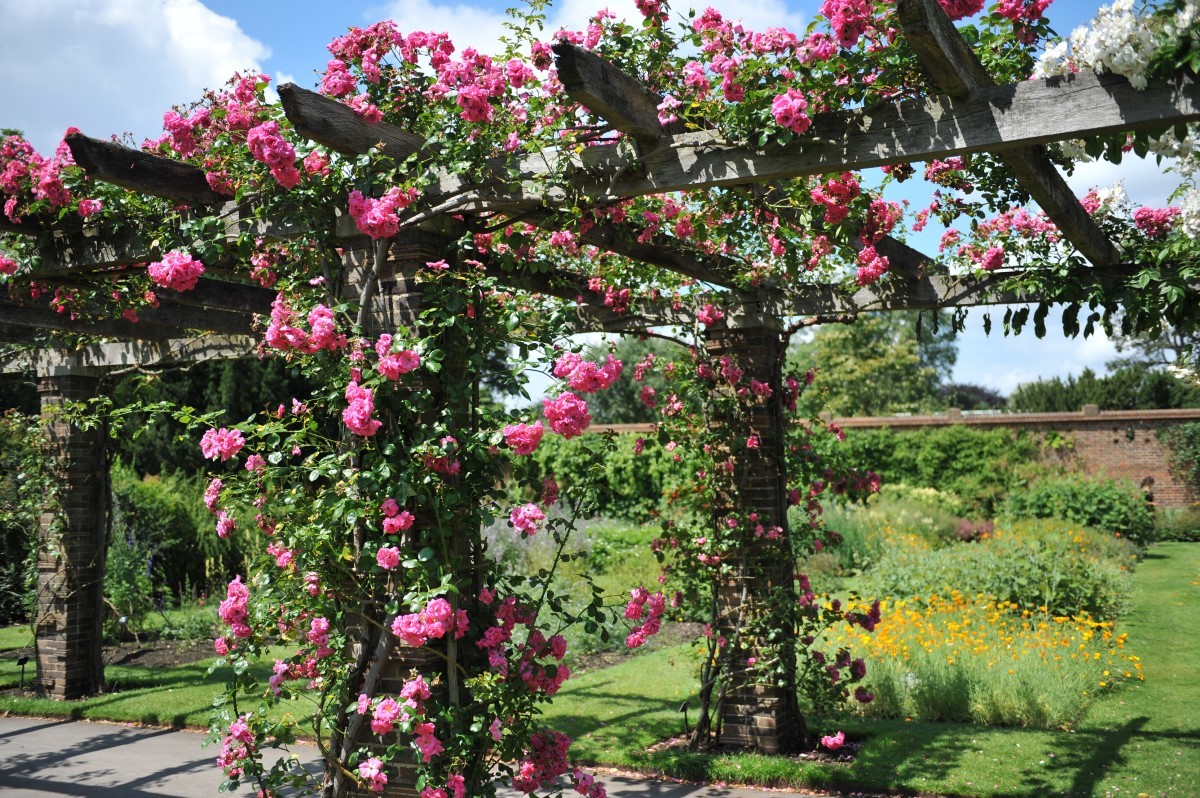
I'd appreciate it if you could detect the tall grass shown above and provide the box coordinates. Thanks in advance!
[830,593,1141,729]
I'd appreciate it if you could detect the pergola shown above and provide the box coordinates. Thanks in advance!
[3,0,1198,794]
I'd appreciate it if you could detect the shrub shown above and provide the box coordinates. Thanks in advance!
[0,412,47,626]
[110,465,240,602]
[839,426,1041,515]
[813,491,958,575]
[1154,507,1200,542]
[1002,474,1155,546]
[862,519,1135,619]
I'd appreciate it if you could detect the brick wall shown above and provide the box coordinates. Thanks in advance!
[830,405,1200,508]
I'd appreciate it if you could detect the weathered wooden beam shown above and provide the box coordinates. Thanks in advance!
[552,43,674,142]
[427,71,1200,211]
[140,301,254,335]
[278,83,424,160]
[896,0,1122,267]
[165,278,275,315]
[0,301,179,340]
[65,133,228,206]
[1,334,257,375]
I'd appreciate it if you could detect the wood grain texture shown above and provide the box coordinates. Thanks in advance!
[278,83,424,159]
[65,133,228,205]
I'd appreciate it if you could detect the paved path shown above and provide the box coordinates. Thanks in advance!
[0,717,834,798]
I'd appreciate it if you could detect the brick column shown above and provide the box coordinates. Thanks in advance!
[35,371,108,699]
[338,231,481,798]
[704,315,804,755]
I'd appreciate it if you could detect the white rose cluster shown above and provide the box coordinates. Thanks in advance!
[1035,0,1199,90]
[1178,187,1200,239]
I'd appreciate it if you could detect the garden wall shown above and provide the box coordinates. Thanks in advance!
[826,406,1200,508]
[599,405,1200,508]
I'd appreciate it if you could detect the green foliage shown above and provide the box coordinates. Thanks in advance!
[104,529,155,639]
[839,425,1041,516]
[109,359,312,477]
[109,465,237,601]
[862,519,1136,619]
[525,433,692,523]
[1160,421,1200,497]
[789,312,957,418]
[1002,475,1156,546]
[1154,506,1200,542]
[0,412,47,625]
[1009,366,1200,412]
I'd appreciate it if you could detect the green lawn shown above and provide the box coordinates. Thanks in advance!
[1,544,1196,797]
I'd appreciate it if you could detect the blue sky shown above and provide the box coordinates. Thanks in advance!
[0,0,1174,395]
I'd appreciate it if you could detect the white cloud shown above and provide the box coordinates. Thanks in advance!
[1060,154,1184,208]
[0,0,268,153]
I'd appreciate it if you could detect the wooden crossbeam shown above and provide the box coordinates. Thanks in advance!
[0,300,180,340]
[553,43,675,142]
[428,72,1200,211]
[65,133,229,206]
[278,84,425,160]
[1,335,257,375]
[896,0,1123,267]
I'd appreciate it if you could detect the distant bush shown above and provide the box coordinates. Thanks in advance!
[1160,421,1200,498]
[524,433,695,523]
[1154,507,1200,542]
[109,466,243,603]
[862,519,1136,619]
[1002,475,1155,546]
[839,425,1041,515]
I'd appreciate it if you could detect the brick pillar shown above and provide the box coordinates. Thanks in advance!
[704,316,804,755]
[339,231,481,798]
[35,371,108,699]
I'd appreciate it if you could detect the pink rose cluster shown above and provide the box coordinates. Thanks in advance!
[217,576,252,639]
[510,502,546,535]
[552,352,624,393]
[810,172,861,225]
[854,245,889,286]
[474,590,536,677]
[357,757,387,792]
[380,497,415,534]
[392,597,467,647]
[264,294,348,353]
[246,120,300,189]
[147,250,205,292]
[542,392,592,438]
[697,303,725,327]
[512,730,573,793]
[215,715,255,779]
[820,730,846,751]
[502,420,544,455]
[0,254,17,276]
[348,187,420,239]
[1133,206,1180,238]
[820,0,875,49]
[200,427,245,461]
[624,586,666,649]
[375,334,421,380]
[517,629,570,696]
[770,89,812,135]
[343,381,382,437]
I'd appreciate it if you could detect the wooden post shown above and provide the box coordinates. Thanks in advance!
[703,313,805,755]
[34,369,108,699]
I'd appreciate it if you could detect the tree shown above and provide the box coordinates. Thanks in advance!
[789,312,957,417]
[1009,366,1200,412]
[584,335,689,424]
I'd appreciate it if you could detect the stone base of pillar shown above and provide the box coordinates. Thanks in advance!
[719,685,803,755]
